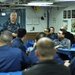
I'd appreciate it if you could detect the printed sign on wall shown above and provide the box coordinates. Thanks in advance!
[71,19,75,32]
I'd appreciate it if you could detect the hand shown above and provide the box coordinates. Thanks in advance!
[54,45,63,49]
[33,42,36,48]
[64,60,70,67]
[12,33,17,37]
[33,40,37,48]
[54,45,60,49]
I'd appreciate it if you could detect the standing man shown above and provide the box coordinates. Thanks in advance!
[3,12,20,38]
[23,37,71,75]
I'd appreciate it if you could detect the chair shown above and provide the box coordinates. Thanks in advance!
[71,44,75,48]
[26,39,34,49]
[70,44,75,59]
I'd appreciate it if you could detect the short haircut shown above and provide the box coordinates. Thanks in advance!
[10,12,17,16]
[1,30,13,44]
[36,37,54,57]
[50,26,55,31]
[60,25,67,30]
[45,28,50,32]
[35,32,46,41]
[60,29,67,35]
[17,28,26,38]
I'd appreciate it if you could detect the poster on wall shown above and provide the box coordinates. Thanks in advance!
[63,10,67,19]
[63,20,68,29]
[72,10,75,18]
[71,19,75,32]
[68,10,71,18]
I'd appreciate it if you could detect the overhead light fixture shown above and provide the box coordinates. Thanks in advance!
[0,0,7,2]
[28,1,53,6]
[1,13,6,16]
[55,0,75,2]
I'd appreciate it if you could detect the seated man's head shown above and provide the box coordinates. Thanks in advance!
[44,28,50,35]
[50,27,55,34]
[1,30,13,45]
[33,32,46,47]
[60,25,67,30]
[35,37,54,60]
[36,32,46,42]
[57,29,66,40]
[17,28,27,41]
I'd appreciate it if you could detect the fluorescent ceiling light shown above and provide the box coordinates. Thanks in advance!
[0,0,7,2]
[1,13,6,16]
[55,0,75,2]
[28,2,53,6]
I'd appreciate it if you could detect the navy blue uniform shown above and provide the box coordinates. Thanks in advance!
[0,45,32,72]
[47,33,57,40]
[69,57,75,75]
[11,37,26,53]
[28,47,39,64]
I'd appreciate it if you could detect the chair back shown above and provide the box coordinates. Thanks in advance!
[0,71,22,75]
[68,40,71,50]
[71,44,75,48]
[26,39,34,49]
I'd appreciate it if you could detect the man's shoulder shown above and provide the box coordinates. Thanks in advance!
[22,65,38,75]
[64,38,70,41]
[11,39,22,47]
[0,45,21,53]
[56,64,71,75]
[10,45,21,51]
[10,46,22,55]
[3,20,9,25]
[53,39,58,42]
[12,38,21,43]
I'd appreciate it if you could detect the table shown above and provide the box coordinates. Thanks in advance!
[57,48,75,59]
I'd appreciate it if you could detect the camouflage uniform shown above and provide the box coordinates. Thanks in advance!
[3,20,20,33]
